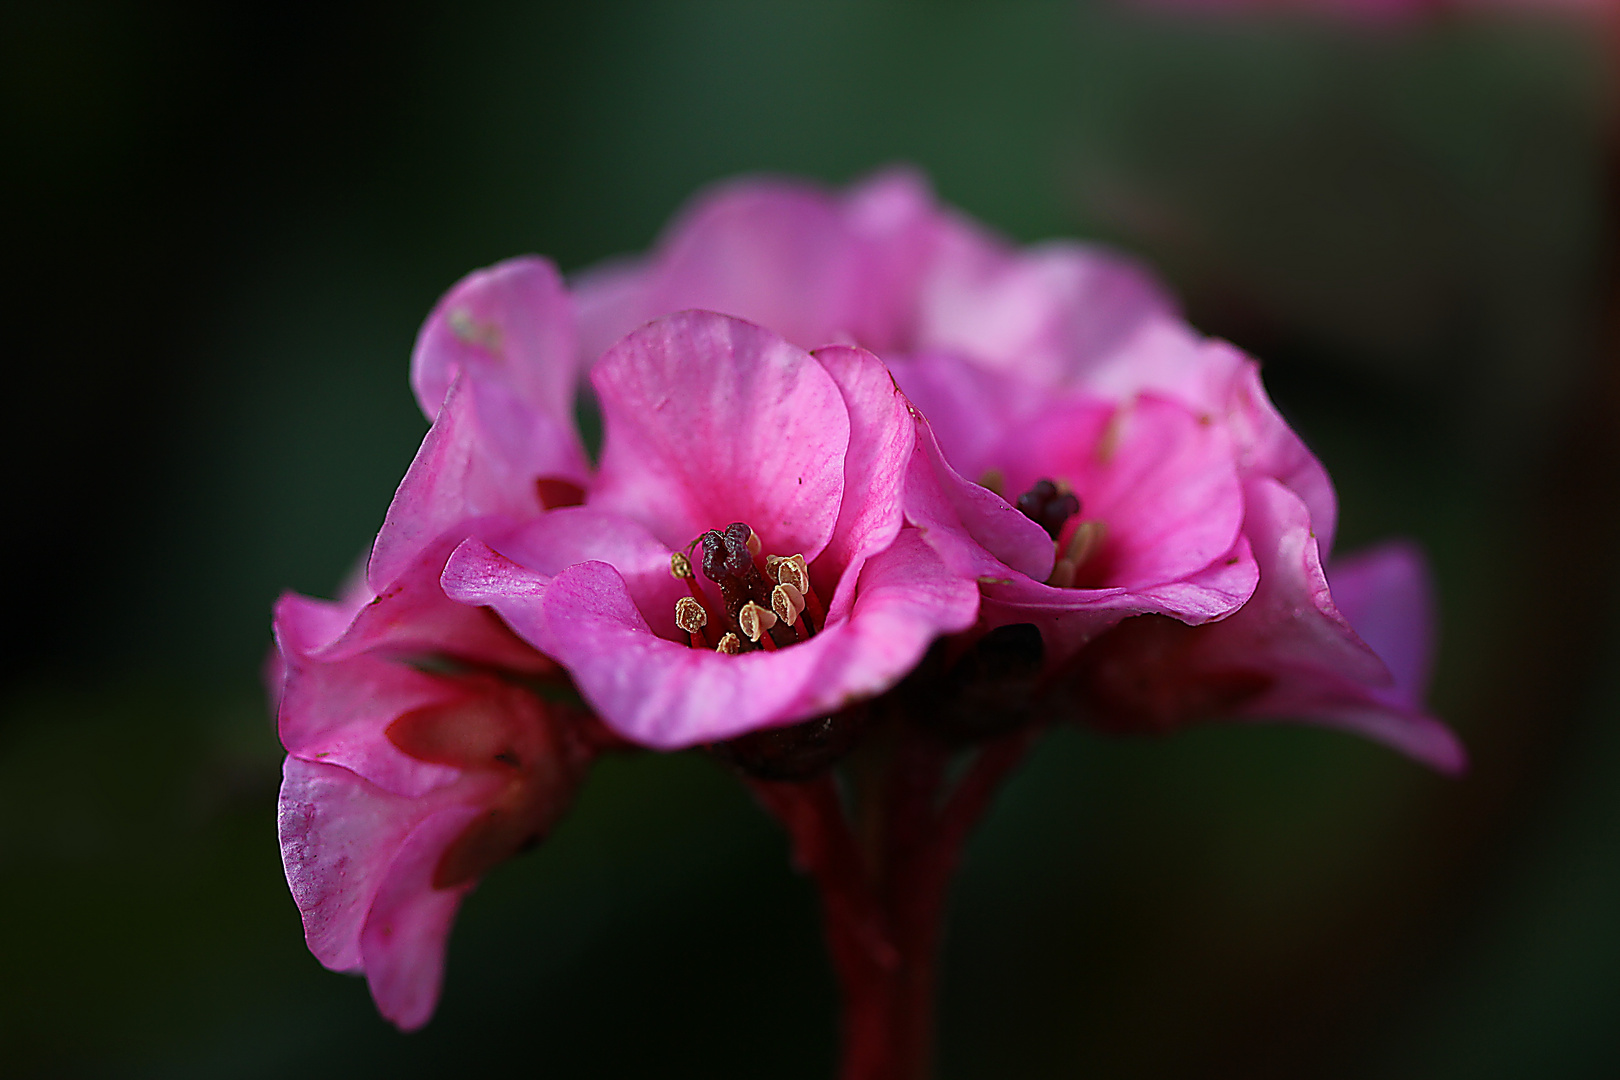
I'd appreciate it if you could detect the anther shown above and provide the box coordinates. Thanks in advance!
[745,528,762,559]
[978,468,1006,497]
[738,601,779,649]
[716,633,741,655]
[772,582,807,639]
[675,596,713,648]
[670,551,693,579]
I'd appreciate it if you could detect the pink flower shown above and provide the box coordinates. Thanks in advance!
[272,256,606,1029]
[442,311,980,749]
[888,218,1461,770]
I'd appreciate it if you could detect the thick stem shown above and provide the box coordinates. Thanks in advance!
[749,725,1038,1080]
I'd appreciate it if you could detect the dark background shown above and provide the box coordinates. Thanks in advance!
[4,1,1617,1076]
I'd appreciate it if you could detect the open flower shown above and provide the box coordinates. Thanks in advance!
[443,311,979,749]
[890,221,1459,770]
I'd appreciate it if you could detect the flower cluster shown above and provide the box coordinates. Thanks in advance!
[269,169,1462,1029]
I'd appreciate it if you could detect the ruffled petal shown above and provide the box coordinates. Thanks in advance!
[359,803,485,1031]
[532,530,975,749]
[442,507,688,640]
[278,757,451,973]
[904,419,1057,583]
[411,256,580,432]
[368,375,562,591]
[1327,540,1434,703]
[915,214,1177,385]
[812,344,916,621]
[590,312,850,559]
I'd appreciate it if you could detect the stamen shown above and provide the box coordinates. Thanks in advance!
[772,582,807,640]
[675,596,713,648]
[716,632,741,655]
[1047,521,1107,589]
[745,528,762,559]
[978,468,1006,497]
[773,553,822,632]
[738,601,779,648]
[670,552,693,579]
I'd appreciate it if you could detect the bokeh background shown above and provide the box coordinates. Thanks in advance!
[5,1,1618,1076]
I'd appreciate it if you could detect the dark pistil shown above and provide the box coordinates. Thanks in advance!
[1015,478,1080,541]
[700,522,795,648]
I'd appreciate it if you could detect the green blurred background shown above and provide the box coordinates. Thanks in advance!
[5,1,1618,1076]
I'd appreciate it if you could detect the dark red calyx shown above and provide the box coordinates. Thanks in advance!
[1015,478,1080,540]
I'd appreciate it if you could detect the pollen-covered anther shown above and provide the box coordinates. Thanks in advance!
[715,632,741,655]
[745,528,762,559]
[772,582,807,639]
[738,601,779,649]
[675,596,713,648]
[670,551,694,579]
[1047,520,1107,589]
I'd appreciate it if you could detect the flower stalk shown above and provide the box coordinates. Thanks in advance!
[749,722,1039,1080]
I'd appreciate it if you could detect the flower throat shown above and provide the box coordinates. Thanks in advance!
[670,522,824,653]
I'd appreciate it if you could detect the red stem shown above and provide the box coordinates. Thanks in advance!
[748,725,1038,1080]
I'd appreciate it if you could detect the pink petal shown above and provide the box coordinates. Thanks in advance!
[1081,323,1339,554]
[1327,540,1436,706]
[275,648,463,798]
[359,803,484,1031]
[368,374,569,591]
[411,256,580,432]
[915,214,1177,385]
[532,530,976,748]
[442,507,688,641]
[886,351,1052,482]
[979,533,1259,660]
[904,418,1057,583]
[589,312,850,560]
[1202,478,1389,688]
[278,757,450,973]
[811,344,916,621]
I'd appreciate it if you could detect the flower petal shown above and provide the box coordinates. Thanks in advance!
[368,374,566,591]
[1327,540,1436,708]
[411,255,580,432]
[811,344,916,621]
[915,215,1177,385]
[359,803,484,1031]
[442,507,688,641]
[278,757,450,973]
[589,312,849,560]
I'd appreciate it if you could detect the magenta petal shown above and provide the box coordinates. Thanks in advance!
[369,375,550,591]
[1211,478,1390,688]
[443,507,687,641]
[411,256,579,431]
[590,312,849,558]
[632,177,865,351]
[278,757,445,973]
[887,351,1051,481]
[812,344,916,620]
[916,215,1177,385]
[905,419,1057,583]
[1327,540,1436,706]
[979,535,1259,661]
[535,531,976,748]
[360,803,483,1031]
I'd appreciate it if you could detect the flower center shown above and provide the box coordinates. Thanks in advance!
[669,521,825,654]
[1013,477,1106,589]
